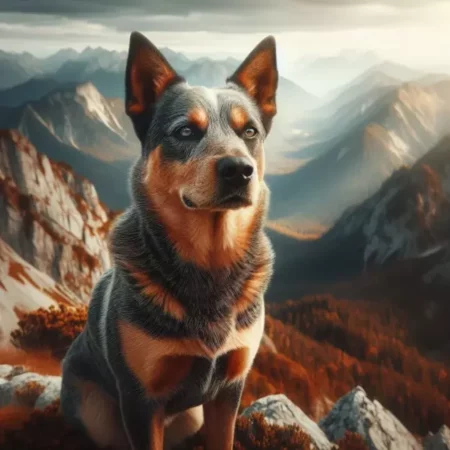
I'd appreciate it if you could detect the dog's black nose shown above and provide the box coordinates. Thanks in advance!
[217,156,254,187]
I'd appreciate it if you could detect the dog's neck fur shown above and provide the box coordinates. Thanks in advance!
[109,159,272,318]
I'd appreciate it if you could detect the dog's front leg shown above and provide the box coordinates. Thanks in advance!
[203,381,244,450]
[118,390,165,450]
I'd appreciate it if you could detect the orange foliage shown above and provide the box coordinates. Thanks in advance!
[10,305,87,360]
[265,295,450,435]
[336,432,370,450]
[1,405,360,450]
[0,401,99,450]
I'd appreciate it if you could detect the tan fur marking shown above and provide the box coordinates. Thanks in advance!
[119,311,264,394]
[188,107,209,130]
[150,355,194,395]
[149,407,165,449]
[203,390,239,450]
[78,380,127,449]
[119,320,216,397]
[229,106,248,130]
[123,262,186,321]
[225,347,250,381]
[144,146,261,269]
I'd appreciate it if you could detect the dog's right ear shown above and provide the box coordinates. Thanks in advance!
[125,31,183,143]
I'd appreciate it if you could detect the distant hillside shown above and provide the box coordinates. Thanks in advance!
[0,50,44,90]
[269,81,450,228]
[321,135,450,284]
[287,50,382,96]
[266,136,450,320]
[0,84,139,209]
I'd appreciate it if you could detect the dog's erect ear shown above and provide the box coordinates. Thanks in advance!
[125,31,183,143]
[227,36,278,131]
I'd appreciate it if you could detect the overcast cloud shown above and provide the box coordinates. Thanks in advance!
[0,0,448,68]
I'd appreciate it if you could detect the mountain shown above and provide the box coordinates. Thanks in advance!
[292,69,401,150]
[0,78,65,108]
[2,82,138,162]
[0,51,44,90]
[287,51,382,96]
[0,49,316,176]
[370,61,422,83]
[0,130,114,302]
[321,135,450,285]
[43,48,79,73]
[0,84,139,208]
[324,68,401,114]
[268,81,450,228]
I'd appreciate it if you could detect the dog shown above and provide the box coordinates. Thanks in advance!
[60,31,278,450]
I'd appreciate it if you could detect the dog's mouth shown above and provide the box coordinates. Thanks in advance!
[181,193,251,210]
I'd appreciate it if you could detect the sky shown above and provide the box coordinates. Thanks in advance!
[0,0,449,69]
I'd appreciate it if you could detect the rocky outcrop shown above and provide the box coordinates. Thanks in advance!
[0,129,114,301]
[323,136,450,286]
[1,370,448,450]
[319,386,421,450]
[0,364,61,410]
[424,426,450,450]
[241,394,332,450]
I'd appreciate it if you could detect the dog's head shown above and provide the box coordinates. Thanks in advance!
[126,32,278,214]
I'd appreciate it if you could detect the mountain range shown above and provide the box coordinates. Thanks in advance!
[286,51,423,97]
[268,79,450,229]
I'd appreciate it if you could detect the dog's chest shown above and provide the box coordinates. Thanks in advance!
[118,307,264,400]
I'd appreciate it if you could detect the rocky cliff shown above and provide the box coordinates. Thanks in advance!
[0,130,114,301]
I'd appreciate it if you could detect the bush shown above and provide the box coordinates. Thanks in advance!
[0,401,98,450]
[10,305,87,360]
[0,407,316,450]
[336,432,370,450]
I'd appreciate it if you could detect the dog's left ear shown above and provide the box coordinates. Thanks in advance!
[125,31,184,143]
[227,36,278,132]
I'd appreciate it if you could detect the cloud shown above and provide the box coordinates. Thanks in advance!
[0,0,437,17]
[0,0,448,69]
[0,0,443,34]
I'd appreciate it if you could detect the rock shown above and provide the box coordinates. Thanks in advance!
[35,378,62,410]
[0,369,61,409]
[242,394,332,450]
[424,425,450,450]
[0,364,14,378]
[319,386,421,450]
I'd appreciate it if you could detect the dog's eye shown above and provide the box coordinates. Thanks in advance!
[244,127,257,139]
[173,125,200,140]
